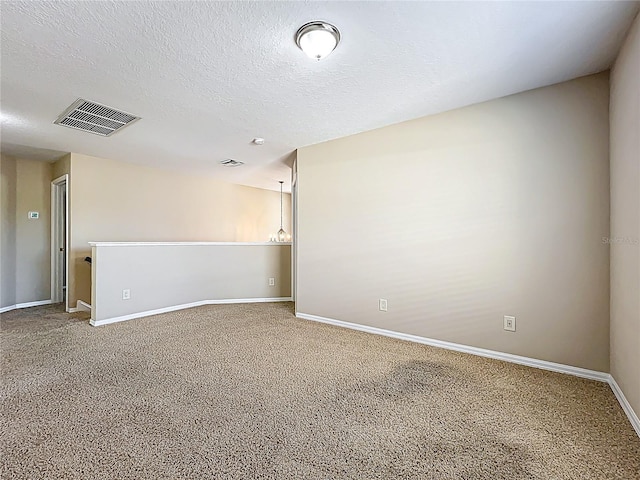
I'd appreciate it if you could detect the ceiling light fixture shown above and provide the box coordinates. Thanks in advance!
[220,158,244,167]
[277,181,287,242]
[270,181,289,242]
[295,21,341,61]
[252,137,265,145]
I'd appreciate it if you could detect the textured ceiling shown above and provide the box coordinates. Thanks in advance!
[1,1,638,192]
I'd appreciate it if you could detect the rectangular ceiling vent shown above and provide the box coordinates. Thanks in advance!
[220,159,244,167]
[54,99,140,137]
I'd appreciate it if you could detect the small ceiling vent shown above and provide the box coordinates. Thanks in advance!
[220,159,244,167]
[54,99,140,137]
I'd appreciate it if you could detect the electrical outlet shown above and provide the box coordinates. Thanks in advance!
[268,277,275,286]
[379,299,388,312]
[504,315,516,332]
[122,289,131,300]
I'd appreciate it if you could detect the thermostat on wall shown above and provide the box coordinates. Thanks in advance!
[28,211,39,219]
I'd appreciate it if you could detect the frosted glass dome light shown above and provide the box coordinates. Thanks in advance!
[295,22,341,61]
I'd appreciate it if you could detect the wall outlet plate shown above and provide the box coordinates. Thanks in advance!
[122,289,131,300]
[268,277,275,286]
[28,211,39,219]
[379,299,388,312]
[504,315,516,332]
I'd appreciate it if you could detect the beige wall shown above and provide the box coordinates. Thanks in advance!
[0,155,52,307]
[52,153,70,180]
[69,153,292,306]
[92,243,291,323]
[1,155,17,308]
[297,73,610,372]
[15,158,52,303]
[610,13,640,421]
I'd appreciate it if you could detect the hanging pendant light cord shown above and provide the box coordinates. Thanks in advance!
[280,181,284,229]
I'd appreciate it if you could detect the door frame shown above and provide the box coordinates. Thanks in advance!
[51,174,69,310]
[291,169,297,303]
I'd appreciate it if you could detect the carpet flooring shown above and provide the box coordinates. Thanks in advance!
[1,302,638,479]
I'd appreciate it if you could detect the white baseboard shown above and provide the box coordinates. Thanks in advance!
[295,312,609,382]
[609,375,640,437]
[17,299,52,309]
[1,299,52,313]
[77,300,91,312]
[68,300,91,313]
[90,297,293,327]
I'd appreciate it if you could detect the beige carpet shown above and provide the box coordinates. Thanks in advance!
[1,303,638,479]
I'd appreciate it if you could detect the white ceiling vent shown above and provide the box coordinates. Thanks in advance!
[220,159,244,167]
[54,99,140,136]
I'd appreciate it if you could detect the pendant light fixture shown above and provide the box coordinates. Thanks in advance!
[277,181,287,242]
[295,21,341,61]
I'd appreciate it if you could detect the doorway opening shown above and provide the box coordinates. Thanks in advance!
[51,174,68,311]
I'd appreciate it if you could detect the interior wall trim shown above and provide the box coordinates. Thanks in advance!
[90,297,293,326]
[0,299,52,313]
